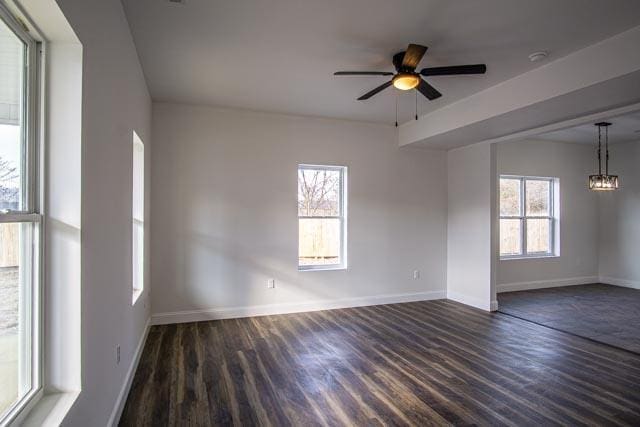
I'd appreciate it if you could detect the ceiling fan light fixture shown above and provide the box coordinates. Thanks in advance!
[393,73,420,90]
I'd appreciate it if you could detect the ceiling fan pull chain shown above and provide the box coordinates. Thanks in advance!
[395,93,398,127]
[415,89,418,120]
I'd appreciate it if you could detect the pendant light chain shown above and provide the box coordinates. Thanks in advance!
[598,125,602,175]
[605,124,609,175]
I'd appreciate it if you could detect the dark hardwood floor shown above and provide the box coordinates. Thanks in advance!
[120,299,640,426]
[499,283,640,353]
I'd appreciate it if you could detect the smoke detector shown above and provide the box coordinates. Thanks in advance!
[528,51,548,62]
[167,0,186,4]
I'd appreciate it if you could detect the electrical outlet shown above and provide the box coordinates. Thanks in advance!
[413,270,420,280]
[116,345,121,365]
[267,279,276,289]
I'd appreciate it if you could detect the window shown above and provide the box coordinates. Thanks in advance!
[0,5,41,424]
[298,165,347,270]
[500,176,557,258]
[132,132,144,302]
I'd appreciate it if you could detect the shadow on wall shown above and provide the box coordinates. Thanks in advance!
[171,230,349,312]
[45,217,81,392]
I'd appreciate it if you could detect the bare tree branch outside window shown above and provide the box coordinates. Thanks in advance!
[0,158,18,183]
[298,169,339,216]
[0,157,19,210]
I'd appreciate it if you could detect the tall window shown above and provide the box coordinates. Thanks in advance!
[500,176,558,258]
[132,132,144,302]
[0,6,41,424]
[298,165,347,270]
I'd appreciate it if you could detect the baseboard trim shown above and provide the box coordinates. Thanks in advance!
[446,291,493,311]
[600,276,640,289]
[151,290,447,325]
[496,276,599,293]
[108,318,151,427]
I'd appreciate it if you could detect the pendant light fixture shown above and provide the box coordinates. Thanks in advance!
[589,122,619,191]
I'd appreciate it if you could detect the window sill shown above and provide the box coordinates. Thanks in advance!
[132,288,143,305]
[298,266,347,272]
[17,390,79,427]
[500,254,559,261]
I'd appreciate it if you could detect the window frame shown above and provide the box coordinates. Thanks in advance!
[297,164,347,271]
[0,3,44,426]
[499,175,557,260]
[131,132,144,304]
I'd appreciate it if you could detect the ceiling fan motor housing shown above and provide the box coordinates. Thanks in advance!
[391,50,420,90]
[393,51,411,72]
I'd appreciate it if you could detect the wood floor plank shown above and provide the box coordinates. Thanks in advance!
[397,301,640,408]
[352,305,575,425]
[311,310,478,425]
[499,284,640,354]
[318,306,538,426]
[261,317,355,426]
[295,312,446,426]
[384,302,640,424]
[195,322,234,425]
[119,300,640,426]
[119,324,165,425]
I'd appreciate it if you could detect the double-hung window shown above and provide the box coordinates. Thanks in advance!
[298,165,347,270]
[0,5,41,424]
[500,176,557,259]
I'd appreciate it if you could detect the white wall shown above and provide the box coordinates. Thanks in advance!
[49,0,152,425]
[496,140,600,292]
[446,142,497,311]
[599,141,640,287]
[150,103,447,322]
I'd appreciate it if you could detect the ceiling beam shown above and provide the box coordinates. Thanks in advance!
[399,25,640,149]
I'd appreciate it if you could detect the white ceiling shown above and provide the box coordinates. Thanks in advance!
[537,110,640,145]
[121,0,640,125]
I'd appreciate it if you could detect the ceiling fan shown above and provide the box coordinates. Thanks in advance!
[334,44,487,101]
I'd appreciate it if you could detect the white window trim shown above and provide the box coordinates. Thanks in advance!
[500,175,559,260]
[0,3,43,426]
[298,164,348,271]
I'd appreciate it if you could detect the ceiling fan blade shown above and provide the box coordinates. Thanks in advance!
[334,71,394,76]
[417,78,442,100]
[420,64,487,76]
[402,44,427,69]
[357,80,393,100]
